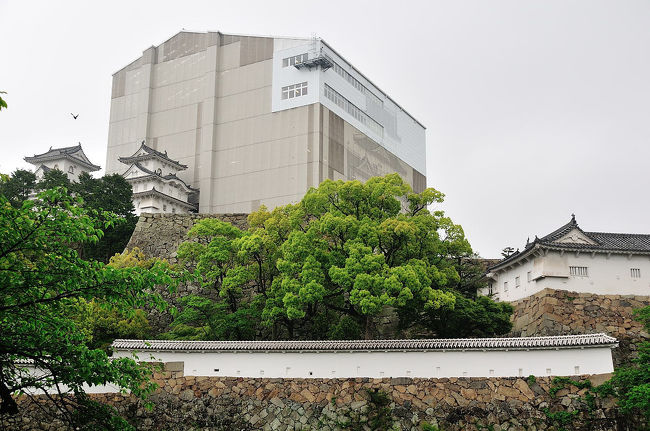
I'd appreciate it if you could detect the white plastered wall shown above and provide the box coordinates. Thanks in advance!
[484,250,650,302]
[113,347,614,379]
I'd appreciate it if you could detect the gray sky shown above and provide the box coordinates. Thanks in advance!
[1,0,649,258]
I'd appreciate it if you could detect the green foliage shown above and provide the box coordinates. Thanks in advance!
[0,91,7,110]
[549,376,592,398]
[399,290,513,338]
[603,305,650,420]
[38,168,72,190]
[421,423,442,431]
[170,174,512,340]
[162,295,258,341]
[323,389,398,431]
[542,408,578,429]
[0,188,176,429]
[527,375,536,385]
[0,169,36,207]
[74,173,138,262]
[0,170,137,262]
[73,299,152,351]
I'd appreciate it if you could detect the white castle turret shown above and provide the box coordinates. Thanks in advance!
[119,141,198,215]
[24,144,100,182]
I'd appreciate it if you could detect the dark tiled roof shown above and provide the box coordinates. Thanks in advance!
[118,141,188,170]
[24,144,101,171]
[113,334,617,352]
[132,187,197,210]
[490,215,650,271]
[584,232,650,252]
[127,162,198,191]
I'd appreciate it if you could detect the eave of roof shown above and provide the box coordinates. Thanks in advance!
[119,142,188,170]
[132,187,197,209]
[113,333,617,352]
[489,216,650,271]
[124,162,197,191]
[25,144,101,171]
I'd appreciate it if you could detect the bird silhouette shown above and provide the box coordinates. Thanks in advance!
[70,113,79,119]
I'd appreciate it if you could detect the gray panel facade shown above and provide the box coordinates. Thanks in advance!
[106,31,427,214]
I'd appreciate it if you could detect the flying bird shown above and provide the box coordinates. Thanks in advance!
[70,113,79,119]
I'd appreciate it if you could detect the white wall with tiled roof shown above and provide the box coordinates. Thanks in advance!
[483,217,650,301]
[484,251,650,302]
[111,335,616,379]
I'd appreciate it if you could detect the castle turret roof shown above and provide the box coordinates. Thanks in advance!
[118,141,188,170]
[24,144,100,171]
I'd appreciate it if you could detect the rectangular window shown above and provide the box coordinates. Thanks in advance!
[631,268,641,278]
[282,53,309,67]
[488,283,493,295]
[330,60,384,107]
[569,266,589,277]
[515,276,520,287]
[281,82,308,100]
[527,271,532,282]
[323,84,384,137]
[503,281,509,292]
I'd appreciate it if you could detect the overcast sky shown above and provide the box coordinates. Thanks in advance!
[1,0,649,258]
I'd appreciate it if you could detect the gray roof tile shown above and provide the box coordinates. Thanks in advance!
[112,334,617,352]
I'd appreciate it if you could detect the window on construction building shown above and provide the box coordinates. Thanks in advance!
[569,266,589,277]
[281,82,308,100]
[282,53,308,67]
[527,271,532,282]
[515,276,520,287]
[503,281,509,292]
[631,268,641,278]
[68,166,74,174]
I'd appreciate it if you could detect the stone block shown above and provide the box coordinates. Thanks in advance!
[163,361,184,372]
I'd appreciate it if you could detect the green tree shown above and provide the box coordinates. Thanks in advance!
[398,291,513,338]
[73,173,138,262]
[599,306,650,421]
[0,91,7,110]
[0,169,36,207]
[170,174,509,341]
[0,169,137,262]
[0,188,175,429]
[37,168,71,191]
[73,300,151,351]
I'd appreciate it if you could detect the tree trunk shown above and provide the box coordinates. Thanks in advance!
[364,316,375,340]
[0,377,18,415]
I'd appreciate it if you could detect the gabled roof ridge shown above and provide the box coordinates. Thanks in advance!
[28,143,82,159]
[25,144,100,171]
[538,214,582,242]
[119,141,188,170]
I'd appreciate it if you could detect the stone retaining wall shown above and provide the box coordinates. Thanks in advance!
[510,288,650,366]
[126,212,249,263]
[9,371,631,431]
[125,213,248,332]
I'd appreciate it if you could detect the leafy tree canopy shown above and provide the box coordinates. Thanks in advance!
[0,169,138,262]
[0,188,175,429]
[171,174,511,340]
[599,306,650,421]
[0,169,36,208]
